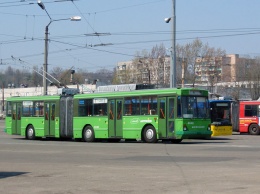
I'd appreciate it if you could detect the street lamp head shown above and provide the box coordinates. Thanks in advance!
[37,0,45,10]
[164,17,171,23]
[70,16,81,21]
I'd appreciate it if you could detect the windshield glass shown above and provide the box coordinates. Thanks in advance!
[210,102,231,123]
[180,96,209,118]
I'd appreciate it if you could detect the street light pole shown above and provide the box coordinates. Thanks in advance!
[38,0,51,95]
[43,24,49,95]
[182,58,185,88]
[2,82,4,112]
[171,0,176,88]
[37,0,81,95]
[165,0,176,88]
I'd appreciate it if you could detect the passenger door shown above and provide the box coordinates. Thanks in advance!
[11,102,22,134]
[108,99,123,138]
[158,97,175,138]
[44,102,56,137]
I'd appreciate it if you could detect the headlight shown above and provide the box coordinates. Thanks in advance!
[183,124,187,131]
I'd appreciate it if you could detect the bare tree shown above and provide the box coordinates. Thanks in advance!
[247,57,260,100]
[4,66,15,87]
[31,66,42,87]
[51,67,64,82]
[149,44,167,87]
[130,44,168,87]
[176,38,225,88]
[14,69,23,87]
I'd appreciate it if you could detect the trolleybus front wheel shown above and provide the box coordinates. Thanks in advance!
[143,125,157,143]
[26,125,35,140]
[83,126,95,142]
[249,124,260,135]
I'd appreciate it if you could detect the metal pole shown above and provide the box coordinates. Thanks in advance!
[2,83,4,112]
[170,0,176,88]
[182,59,185,88]
[43,25,48,95]
[148,69,151,85]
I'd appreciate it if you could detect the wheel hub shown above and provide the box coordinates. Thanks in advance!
[86,129,92,139]
[146,129,154,140]
[28,128,34,137]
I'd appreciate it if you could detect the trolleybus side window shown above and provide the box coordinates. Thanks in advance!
[124,98,132,115]
[245,105,258,117]
[130,97,140,115]
[12,103,17,119]
[159,99,165,119]
[141,96,157,115]
[7,101,12,117]
[34,101,44,116]
[117,100,122,119]
[78,99,93,116]
[51,104,55,120]
[45,104,49,120]
[109,101,114,120]
[123,97,140,115]
[169,98,174,119]
[177,96,181,118]
[149,96,157,115]
[134,97,140,115]
[22,101,33,117]
[93,98,107,116]
[124,96,157,116]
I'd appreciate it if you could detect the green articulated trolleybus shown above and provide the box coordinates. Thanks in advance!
[5,86,212,143]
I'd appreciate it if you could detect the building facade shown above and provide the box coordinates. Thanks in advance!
[116,56,172,88]
[194,54,256,85]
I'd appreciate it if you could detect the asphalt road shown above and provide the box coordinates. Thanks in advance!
[0,120,260,194]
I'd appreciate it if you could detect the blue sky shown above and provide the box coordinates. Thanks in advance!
[0,0,260,73]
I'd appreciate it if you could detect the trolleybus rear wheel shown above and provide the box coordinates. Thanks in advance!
[143,125,157,143]
[26,125,35,140]
[83,126,95,142]
[249,124,260,135]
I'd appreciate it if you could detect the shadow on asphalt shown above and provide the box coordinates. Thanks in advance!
[0,172,29,179]
[9,136,235,145]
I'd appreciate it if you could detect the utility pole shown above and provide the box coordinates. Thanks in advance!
[2,82,4,112]
[182,58,185,88]
[165,0,176,88]
[171,0,176,88]
[43,25,49,95]
[148,69,151,85]
[38,0,80,95]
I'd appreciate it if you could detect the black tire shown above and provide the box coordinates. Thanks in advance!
[83,126,95,142]
[249,124,260,135]
[171,139,183,144]
[143,125,157,143]
[26,125,35,140]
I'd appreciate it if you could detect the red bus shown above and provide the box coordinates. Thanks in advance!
[232,101,260,135]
